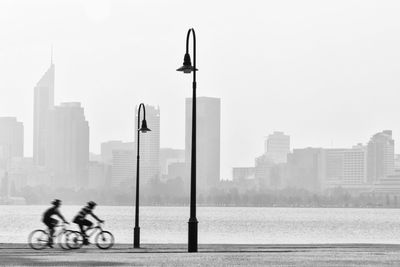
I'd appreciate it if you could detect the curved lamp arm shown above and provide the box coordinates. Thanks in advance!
[137,103,146,131]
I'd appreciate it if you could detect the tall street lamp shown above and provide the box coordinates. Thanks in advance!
[177,28,198,253]
[134,103,151,248]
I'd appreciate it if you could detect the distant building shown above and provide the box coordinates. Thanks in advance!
[286,148,323,192]
[0,117,24,169]
[0,171,9,198]
[160,148,185,178]
[88,161,107,189]
[254,154,276,189]
[8,157,52,188]
[33,61,54,166]
[367,130,395,182]
[101,141,133,188]
[135,105,160,185]
[8,157,32,190]
[185,97,221,192]
[394,154,400,171]
[321,144,367,188]
[89,153,102,162]
[232,166,258,192]
[101,141,133,164]
[167,162,186,181]
[232,167,255,182]
[111,149,135,188]
[45,102,89,188]
[265,131,290,163]
[373,170,400,196]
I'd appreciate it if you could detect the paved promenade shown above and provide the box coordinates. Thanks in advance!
[1,243,400,266]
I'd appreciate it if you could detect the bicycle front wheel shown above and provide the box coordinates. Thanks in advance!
[95,231,114,249]
[67,231,84,249]
[28,230,49,250]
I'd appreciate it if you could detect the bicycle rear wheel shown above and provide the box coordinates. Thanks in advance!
[28,230,49,250]
[95,231,114,249]
[67,231,84,249]
[58,230,73,250]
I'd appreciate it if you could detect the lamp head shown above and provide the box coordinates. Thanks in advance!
[139,119,151,133]
[177,53,197,73]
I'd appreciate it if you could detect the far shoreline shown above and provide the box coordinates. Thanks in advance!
[0,204,399,209]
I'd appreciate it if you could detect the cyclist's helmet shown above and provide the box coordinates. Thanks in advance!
[51,199,61,206]
[87,201,97,208]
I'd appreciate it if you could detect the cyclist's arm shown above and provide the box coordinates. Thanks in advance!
[55,210,68,223]
[90,212,103,222]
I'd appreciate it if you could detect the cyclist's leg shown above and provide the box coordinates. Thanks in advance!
[45,218,57,246]
[78,222,85,236]
[49,218,58,237]
[81,219,92,244]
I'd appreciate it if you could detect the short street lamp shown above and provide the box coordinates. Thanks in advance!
[177,28,198,253]
[134,103,151,248]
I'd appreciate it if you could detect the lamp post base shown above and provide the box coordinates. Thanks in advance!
[188,217,198,252]
[134,227,140,248]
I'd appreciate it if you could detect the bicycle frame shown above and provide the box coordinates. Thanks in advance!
[47,224,68,238]
[84,223,104,239]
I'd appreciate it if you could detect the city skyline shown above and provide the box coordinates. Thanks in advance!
[2,1,400,180]
[4,59,400,181]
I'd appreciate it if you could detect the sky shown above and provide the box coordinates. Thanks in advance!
[0,0,400,179]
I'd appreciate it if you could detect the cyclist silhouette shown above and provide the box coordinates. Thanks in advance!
[73,201,104,245]
[42,199,68,247]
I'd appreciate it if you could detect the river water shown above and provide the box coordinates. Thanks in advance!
[1,205,400,244]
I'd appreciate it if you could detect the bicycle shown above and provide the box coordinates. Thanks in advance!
[68,222,114,250]
[28,223,74,250]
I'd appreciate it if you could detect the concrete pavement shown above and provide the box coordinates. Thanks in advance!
[1,243,400,266]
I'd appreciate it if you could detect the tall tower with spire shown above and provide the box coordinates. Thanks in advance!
[33,55,55,166]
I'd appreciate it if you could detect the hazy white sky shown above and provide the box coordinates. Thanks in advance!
[1,0,400,179]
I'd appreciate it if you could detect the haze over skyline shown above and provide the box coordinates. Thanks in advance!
[1,1,400,179]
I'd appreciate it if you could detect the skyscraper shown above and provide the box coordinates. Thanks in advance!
[135,105,160,185]
[33,62,54,166]
[367,130,395,183]
[0,117,24,169]
[185,97,221,193]
[45,102,89,188]
[265,131,290,163]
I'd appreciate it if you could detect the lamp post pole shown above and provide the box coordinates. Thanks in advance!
[134,103,151,248]
[177,28,198,253]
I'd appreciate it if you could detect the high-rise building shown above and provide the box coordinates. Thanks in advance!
[135,105,160,185]
[265,131,290,163]
[0,117,24,169]
[185,97,221,192]
[367,130,395,183]
[45,102,89,188]
[321,144,367,188]
[33,62,54,166]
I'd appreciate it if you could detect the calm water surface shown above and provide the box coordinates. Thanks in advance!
[1,205,400,244]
